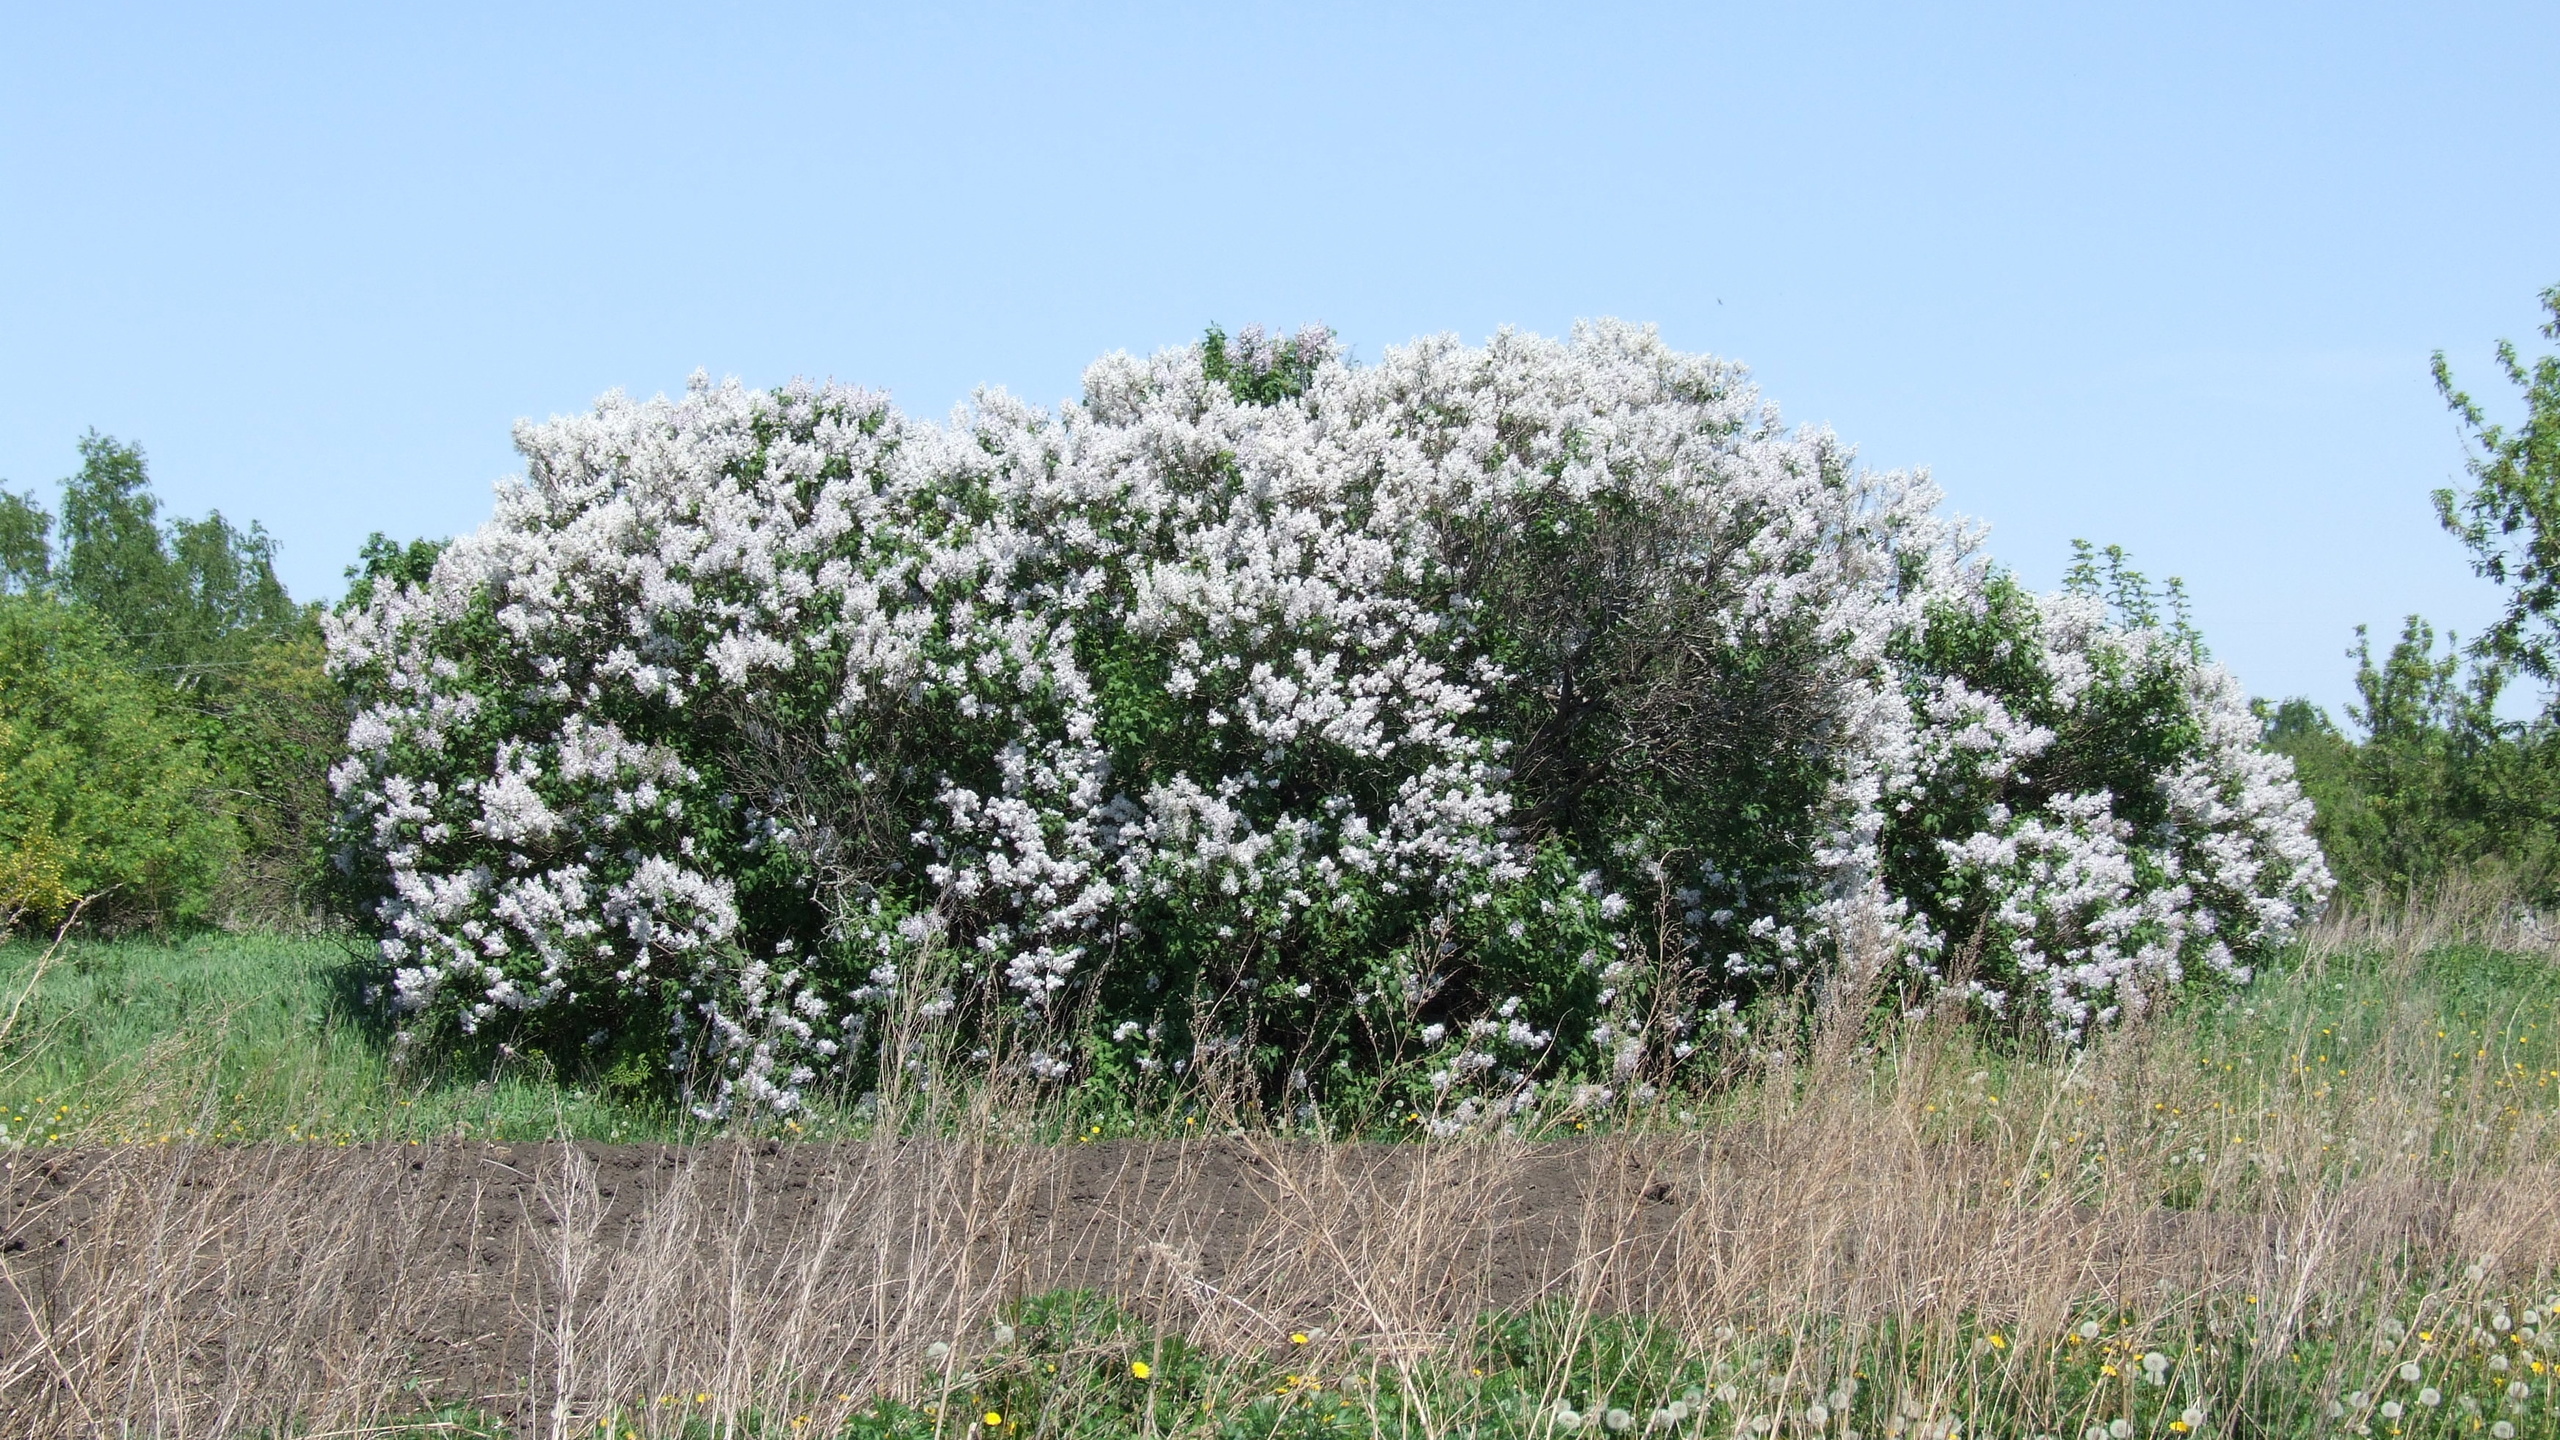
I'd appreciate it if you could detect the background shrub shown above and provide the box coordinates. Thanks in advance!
[0,596,233,928]
[0,435,339,929]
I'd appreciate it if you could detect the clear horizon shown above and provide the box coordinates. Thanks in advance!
[4,2,2554,718]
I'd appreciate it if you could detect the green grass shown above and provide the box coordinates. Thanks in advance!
[2194,940,2560,1101]
[0,932,1245,1145]
[8,928,2560,1159]
[1888,936,2560,1202]
[0,930,692,1144]
[339,1284,2560,1439]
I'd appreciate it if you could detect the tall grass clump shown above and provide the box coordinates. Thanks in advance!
[4,903,2557,1437]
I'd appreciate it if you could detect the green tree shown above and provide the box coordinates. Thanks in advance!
[2263,618,2560,903]
[0,489,49,594]
[2262,286,2560,906]
[0,595,234,929]
[2433,284,2560,692]
[196,627,345,921]
[53,432,305,685]
[3,434,344,925]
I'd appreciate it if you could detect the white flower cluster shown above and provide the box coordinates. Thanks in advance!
[1874,585,2331,1038]
[327,321,2327,1110]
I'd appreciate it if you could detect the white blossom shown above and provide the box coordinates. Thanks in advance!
[328,323,2327,1111]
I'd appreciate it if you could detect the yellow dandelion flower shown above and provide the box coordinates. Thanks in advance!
[1988,1333,2007,1350]
[1291,1332,1310,1345]
[1132,1361,1152,1379]
[984,1412,1003,1427]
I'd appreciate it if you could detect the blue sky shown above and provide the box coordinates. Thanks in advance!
[3,2,2554,716]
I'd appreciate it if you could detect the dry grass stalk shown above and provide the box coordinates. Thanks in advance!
[0,948,2553,1438]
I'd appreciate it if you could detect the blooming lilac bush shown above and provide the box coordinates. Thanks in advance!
[325,322,2328,1115]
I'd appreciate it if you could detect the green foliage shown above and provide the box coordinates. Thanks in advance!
[0,487,49,594]
[0,931,686,1144]
[0,596,234,927]
[1199,323,1329,405]
[2061,539,2200,641]
[2262,619,2560,903]
[0,434,343,926]
[341,530,446,611]
[2261,284,2560,905]
[2435,284,2560,689]
[48,432,307,682]
[0,815,75,927]
[197,628,346,918]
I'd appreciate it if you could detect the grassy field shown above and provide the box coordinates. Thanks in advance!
[3,910,2559,1438]
[6,910,2560,1159]
[0,930,685,1145]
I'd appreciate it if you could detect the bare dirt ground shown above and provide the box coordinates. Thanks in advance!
[0,1127,2529,1424]
[0,1139,1682,1418]
[3,1129,2510,1435]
